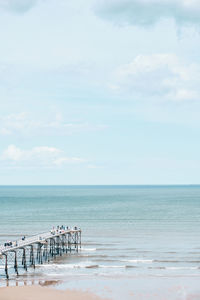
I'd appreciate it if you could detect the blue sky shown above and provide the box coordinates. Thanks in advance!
[0,0,200,185]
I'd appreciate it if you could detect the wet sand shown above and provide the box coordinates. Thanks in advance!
[0,286,105,300]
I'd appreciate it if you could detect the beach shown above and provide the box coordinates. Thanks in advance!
[0,286,104,300]
[1,276,200,300]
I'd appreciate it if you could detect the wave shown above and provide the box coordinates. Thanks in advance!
[94,259,121,263]
[39,263,98,269]
[99,265,125,269]
[122,259,200,264]
[148,267,166,270]
[122,259,153,263]
[148,266,200,270]
[38,263,136,270]
[97,248,138,251]
[164,267,199,270]
[154,260,200,263]
[82,243,114,246]
[80,248,96,252]
[78,254,108,258]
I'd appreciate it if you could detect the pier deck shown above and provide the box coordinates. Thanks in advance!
[0,227,81,279]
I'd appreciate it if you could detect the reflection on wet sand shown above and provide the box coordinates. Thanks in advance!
[2,278,62,288]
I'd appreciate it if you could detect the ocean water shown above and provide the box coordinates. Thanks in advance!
[1,185,200,298]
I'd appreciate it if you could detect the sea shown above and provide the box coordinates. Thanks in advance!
[1,185,200,299]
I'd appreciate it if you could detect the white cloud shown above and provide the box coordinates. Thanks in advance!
[0,0,38,13]
[2,145,24,161]
[0,112,107,136]
[111,53,200,102]
[95,0,200,26]
[1,145,86,168]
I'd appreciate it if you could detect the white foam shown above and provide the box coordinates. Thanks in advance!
[100,265,125,268]
[39,262,128,270]
[80,247,96,252]
[39,262,97,269]
[122,259,153,263]
[165,267,199,270]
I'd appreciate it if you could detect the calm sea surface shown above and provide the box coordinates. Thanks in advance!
[1,186,200,298]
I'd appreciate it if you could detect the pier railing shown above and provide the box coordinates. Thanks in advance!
[0,227,81,279]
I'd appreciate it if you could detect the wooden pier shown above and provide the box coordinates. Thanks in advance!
[0,227,81,279]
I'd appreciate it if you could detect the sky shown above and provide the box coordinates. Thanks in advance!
[0,0,200,185]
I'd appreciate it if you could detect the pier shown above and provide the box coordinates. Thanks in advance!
[0,227,81,279]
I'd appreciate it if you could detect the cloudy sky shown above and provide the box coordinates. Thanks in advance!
[0,0,200,185]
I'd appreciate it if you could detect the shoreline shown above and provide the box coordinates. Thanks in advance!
[0,285,105,300]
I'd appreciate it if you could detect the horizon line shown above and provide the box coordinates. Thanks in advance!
[0,184,200,187]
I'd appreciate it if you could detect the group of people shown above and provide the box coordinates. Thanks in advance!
[4,235,26,248]
[50,225,78,235]
[3,240,18,248]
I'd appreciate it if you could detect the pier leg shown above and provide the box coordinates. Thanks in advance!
[59,236,62,254]
[38,244,43,264]
[76,232,78,252]
[74,232,77,251]
[30,246,32,263]
[4,254,9,280]
[52,239,56,257]
[37,244,42,264]
[30,245,35,268]
[70,233,72,252]
[56,236,62,256]
[22,248,27,271]
[51,238,55,257]
[43,244,48,262]
[68,233,72,253]
[47,242,50,262]
[37,245,39,261]
[65,234,68,253]
[40,245,43,264]
[50,239,52,256]
[62,235,64,253]
[14,251,19,275]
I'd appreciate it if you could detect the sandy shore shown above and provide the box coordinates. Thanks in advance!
[0,286,105,300]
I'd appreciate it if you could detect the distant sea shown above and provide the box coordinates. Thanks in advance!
[1,185,200,299]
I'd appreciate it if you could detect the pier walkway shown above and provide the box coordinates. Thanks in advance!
[0,227,81,279]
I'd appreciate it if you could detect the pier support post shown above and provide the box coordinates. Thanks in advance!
[50,238,53,256]
[55,236,62,256]
[68,233,71,252]
[37,243,43,264]
[22,248,27,271]
[50,238,56,257]
[14,251,19,275]
[61,235,65,253]
[4,254,9,280]
[65,235,68,254]
[30,245,35,268]
[43,243,48,262]
[75,232,78,252]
